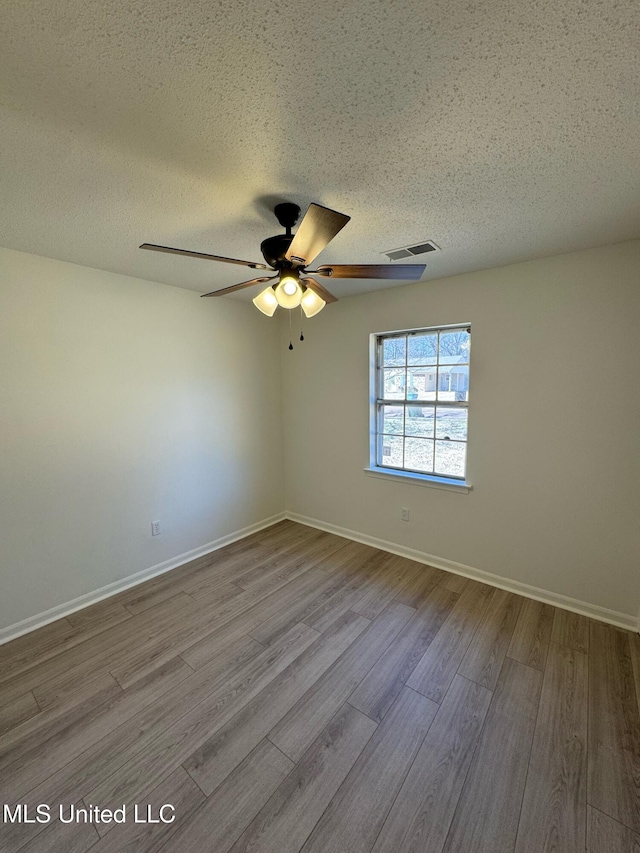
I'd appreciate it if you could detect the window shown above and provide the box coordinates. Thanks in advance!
[372,325,470,482]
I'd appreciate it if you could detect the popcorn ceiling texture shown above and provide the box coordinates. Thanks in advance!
[1,0,638,298]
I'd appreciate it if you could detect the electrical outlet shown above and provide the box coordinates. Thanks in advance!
[400,507,410,522]
[151,521,161,536]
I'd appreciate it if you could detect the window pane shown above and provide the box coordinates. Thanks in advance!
[436,368,469,401]
[404,438,434,473]
[405,406,435,437]
[436,367,454,400]
[449,366,469,401]
[438,328,471,365]
[379,405,404,435]
[382,337,406,367]
[435,407,468,441]
[382,368,405,400]
[407,367,436,401]
[408,332,438,365]
[434,440,466,477]
[378,435,403,468]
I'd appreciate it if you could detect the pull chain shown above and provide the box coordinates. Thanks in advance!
[288,311,293,350]
[299,306,304,341]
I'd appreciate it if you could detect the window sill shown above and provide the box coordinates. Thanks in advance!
[363,466,472,493]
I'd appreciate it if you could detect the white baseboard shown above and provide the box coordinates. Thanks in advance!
[3,509,636,645]
[286,512,638,633]
[0,512,287,646]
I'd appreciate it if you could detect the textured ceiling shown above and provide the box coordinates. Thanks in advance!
[1,0,639,300]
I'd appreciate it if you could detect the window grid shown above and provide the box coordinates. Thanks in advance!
[375,326,470,480]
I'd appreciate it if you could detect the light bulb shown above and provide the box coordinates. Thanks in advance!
[253,286,278,316]
[274,275,302,308]
[300,287,326,318]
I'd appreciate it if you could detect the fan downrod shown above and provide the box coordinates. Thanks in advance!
[260,202,302,267]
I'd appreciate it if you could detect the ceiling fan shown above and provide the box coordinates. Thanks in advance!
[140,202,427,318]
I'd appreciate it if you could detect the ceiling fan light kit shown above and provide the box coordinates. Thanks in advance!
[252,287,278,317]
[140,201,427,339]
[253,275,326,318]
[274,271,303,308]
[300,286,326,318]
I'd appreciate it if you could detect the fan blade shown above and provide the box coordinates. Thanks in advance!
[301,277,338,304]
[314,264,426,280]
[200,276,276,297]
[140,243,269,270]
[285,204,350,266]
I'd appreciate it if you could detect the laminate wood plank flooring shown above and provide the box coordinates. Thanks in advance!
[349,585,459,723]
[0,520,296,687]
[267,532,353,583]
[441,572,469,593]
[301,686,438,853]
[458,588,522,690]
[371,674,492,853]
[514,642,588,853]
[406,579,493,702]
[0,691,40,738]
[630,632,640,711]
[65,600,133,633]
[221,528,339,591]
[442,658,542,853]
[249,566,360,646]
[0,675,124,773]
[0,592,197,706]
[86,623,319,815]
[268,602,414,762]
[184,610,369,795]
[0,657,192,803]
[226,529,337,590]
[0,619,76,681]
[588,621,640,833]
[158,573,306,672]
[161,740,294,852]
[0,520,637,853]
[33,671,122,713]
[350,554,423,619]
[551,607,590,654]
[113,567,328,689]
[393,562,446,608]
[19,800,100,853]
[587,806,640,853]
[85,767,205,851]
[0,631,309,852]
[507,597,554,671]
[35,593,199,697]
[117,520,304,613]
[301,545,393,633]
[229,703,376,853]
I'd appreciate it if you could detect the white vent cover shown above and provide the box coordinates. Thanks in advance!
[383,240,440,260]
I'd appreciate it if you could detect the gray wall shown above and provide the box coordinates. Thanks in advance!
[281,240,640,622]
[0,247,284,631]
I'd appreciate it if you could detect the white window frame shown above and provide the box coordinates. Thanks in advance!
[366,324,472,492]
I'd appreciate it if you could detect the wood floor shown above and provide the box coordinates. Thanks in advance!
[1,520,639,853]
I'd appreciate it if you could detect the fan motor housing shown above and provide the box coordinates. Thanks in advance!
[260,234,296,269]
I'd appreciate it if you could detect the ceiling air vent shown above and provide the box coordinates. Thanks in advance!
[383,240,440,261]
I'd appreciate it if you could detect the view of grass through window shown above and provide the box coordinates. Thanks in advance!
[375,326,470,479]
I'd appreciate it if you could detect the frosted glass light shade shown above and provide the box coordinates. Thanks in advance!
[274,276,303,308]
[253,286,278,316]
[300,287,326,318]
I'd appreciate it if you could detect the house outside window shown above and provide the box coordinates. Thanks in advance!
[372,325,470,482]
